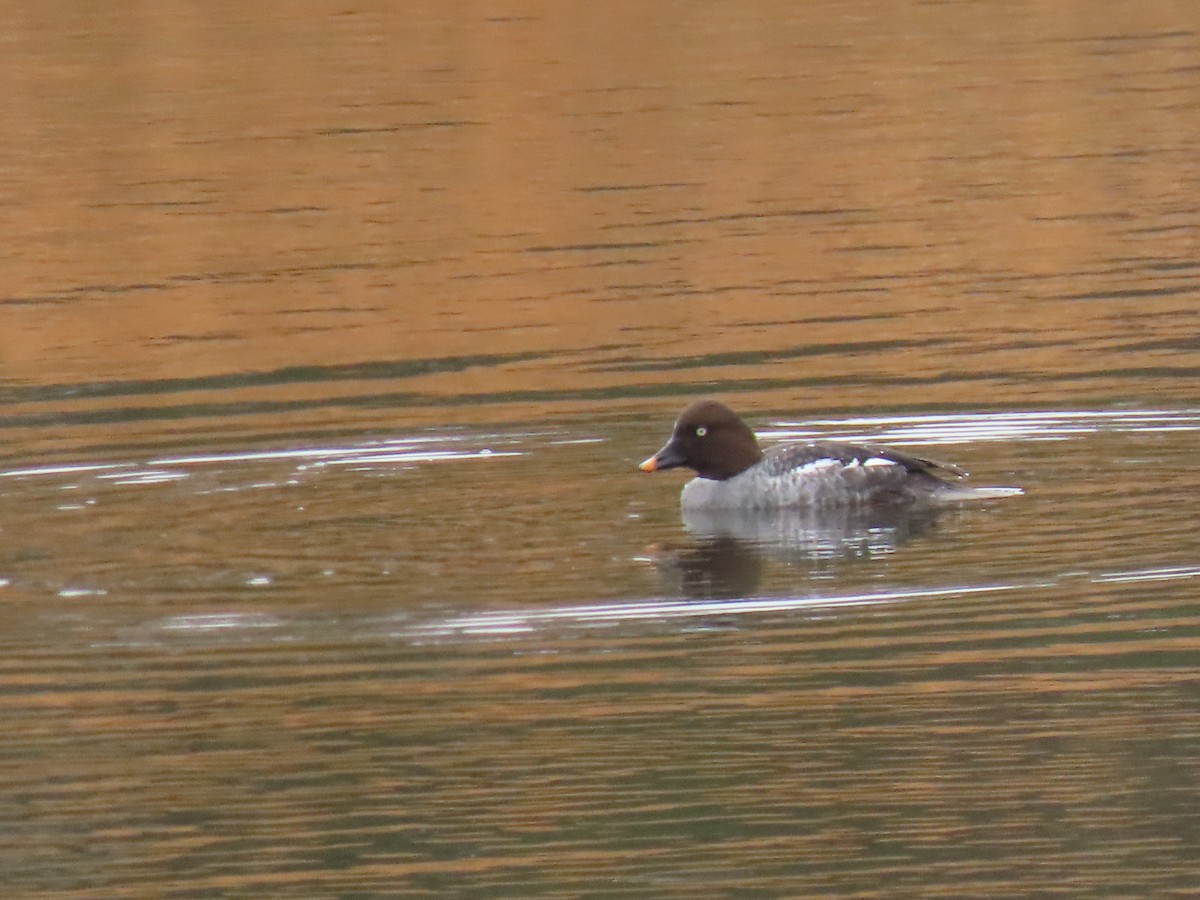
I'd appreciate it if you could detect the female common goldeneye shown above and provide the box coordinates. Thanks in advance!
[639,400,1021,510]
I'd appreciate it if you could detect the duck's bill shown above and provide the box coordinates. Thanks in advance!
[639,441,685,472]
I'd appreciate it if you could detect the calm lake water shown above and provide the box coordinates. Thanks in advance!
[3,2,1199,896]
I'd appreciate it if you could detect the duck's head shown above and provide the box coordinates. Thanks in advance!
[639,400,764,481]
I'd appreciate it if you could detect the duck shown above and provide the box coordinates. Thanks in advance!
[639,399,1021,510]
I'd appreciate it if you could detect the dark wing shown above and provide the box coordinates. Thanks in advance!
[764,441,968,480]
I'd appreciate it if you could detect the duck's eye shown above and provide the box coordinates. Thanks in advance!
[695,426,707,437]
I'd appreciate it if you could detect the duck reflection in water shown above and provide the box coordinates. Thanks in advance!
[647,504,942,599]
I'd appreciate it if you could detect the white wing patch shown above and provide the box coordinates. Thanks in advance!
[795,457,898,474]
[795,458,842,475]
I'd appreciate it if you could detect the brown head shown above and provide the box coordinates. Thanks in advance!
[639,400,764,481]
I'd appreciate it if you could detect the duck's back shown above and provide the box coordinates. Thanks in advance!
[680,441,969,510]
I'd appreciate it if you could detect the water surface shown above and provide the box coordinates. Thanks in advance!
[2,2,1199,896]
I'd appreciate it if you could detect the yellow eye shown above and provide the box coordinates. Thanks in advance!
[695,426,707,437]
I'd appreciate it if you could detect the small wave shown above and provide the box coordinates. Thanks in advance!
[408,561,1200,639]
[409,582,1031,637]
[0,433,530,486]
[762,408,1200,446]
